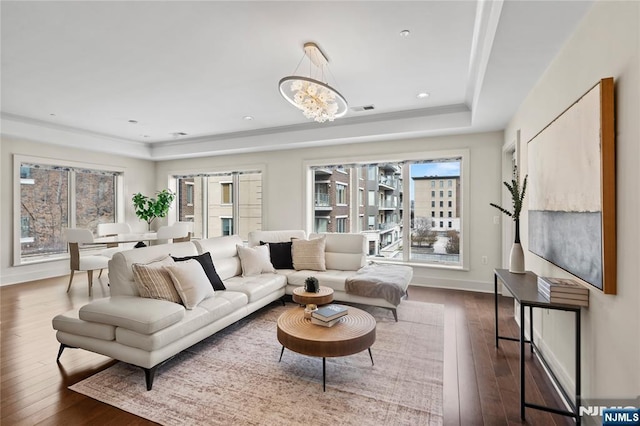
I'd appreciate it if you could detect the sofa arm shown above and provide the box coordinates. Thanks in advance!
[79,296,185,335]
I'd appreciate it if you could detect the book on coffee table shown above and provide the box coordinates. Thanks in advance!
[312,304,348,322]
[310,316,343,327]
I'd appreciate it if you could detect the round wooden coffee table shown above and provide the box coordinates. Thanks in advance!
[277,305,376,391]
[292,286,334,306]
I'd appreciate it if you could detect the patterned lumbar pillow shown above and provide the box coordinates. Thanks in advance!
[131,255,182,304]
[164,259,215,309]
[291,236,326,271]
[236,244,276,277]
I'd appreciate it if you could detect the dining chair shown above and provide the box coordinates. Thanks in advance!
[97,222,135,255]
[156,223,191,244]
[64,228,110,297]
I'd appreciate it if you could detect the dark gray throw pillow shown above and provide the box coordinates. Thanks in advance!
[171,252,226,291]
[260,241,294,269]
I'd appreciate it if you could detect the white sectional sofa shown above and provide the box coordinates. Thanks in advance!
[53,231,412,390]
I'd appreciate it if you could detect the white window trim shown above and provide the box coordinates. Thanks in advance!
[13,155,124,266]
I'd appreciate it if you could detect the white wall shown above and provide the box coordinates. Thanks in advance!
[0,136,156,285]
[156,131,505,291]
[505,0,640,407]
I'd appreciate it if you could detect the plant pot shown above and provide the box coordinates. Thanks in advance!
[509,242,525,274]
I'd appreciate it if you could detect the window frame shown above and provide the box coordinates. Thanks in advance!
[13,155,125,266]
[303,149,470,270]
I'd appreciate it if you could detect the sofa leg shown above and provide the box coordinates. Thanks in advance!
[391,308,398,322]
[280,296,286,306]
[56,343,71,361]
[143,366,158,390]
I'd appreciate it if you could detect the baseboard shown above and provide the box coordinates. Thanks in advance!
[1,264,69,286]
[410,275,494,293]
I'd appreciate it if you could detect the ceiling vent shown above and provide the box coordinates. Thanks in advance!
[351,105,375,112]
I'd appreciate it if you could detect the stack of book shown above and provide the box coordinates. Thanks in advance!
[537,276,589,307]
[311,304,348,327]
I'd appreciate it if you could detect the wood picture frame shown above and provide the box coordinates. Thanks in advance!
[527,77,616,294]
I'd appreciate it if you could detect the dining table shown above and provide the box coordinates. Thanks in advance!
[93,232,158,245]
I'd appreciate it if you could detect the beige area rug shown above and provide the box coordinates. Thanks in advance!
[70,300,444,425]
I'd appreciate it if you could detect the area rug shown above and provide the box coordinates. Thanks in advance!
[70,300,444,425]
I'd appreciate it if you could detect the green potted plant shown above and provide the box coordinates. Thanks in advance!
[304,276,319,293]
[132,189,176,231]
[490,165,528,274]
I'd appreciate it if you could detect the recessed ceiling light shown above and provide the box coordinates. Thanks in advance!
[49,113,56,116]
[128,119,138,124]
[141,134,150,138]
[417,92,430,99]
[400,30,411,38]
[243,116,254,121]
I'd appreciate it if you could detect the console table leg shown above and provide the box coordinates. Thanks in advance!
[322,357,326,392]
[520,303,526,420]
[494,273,499,348]
[278,346,284,362]
[368,348,374,365]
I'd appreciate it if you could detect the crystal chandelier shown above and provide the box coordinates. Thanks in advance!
[279,42,348,123]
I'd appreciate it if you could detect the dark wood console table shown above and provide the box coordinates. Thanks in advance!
[494,268,582,425]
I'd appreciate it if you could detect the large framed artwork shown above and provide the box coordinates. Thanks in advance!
[527,77,616,294]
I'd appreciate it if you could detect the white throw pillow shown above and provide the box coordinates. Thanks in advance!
[236,244,276,277]
[291,236,326,271]
[164,259,215,309]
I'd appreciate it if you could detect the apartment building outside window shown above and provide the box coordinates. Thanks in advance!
[174,170,262,241]
[308,154,466,267]
[15,156,121,264]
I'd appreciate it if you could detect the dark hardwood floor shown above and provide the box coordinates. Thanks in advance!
[1,275,574,425]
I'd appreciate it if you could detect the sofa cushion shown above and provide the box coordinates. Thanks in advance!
[247,230,306,247]
[164,259,216,309]
[172,252,226,291]
[223,274,287,303]
[78,296,185,335]
[260,241,293,269]
[131,255,182,304]
[291,236,326,271]
[237,245,275,276]
[287,270,354,292]
[52,309,116,341]
[194,235,243,280]
[310,232,366,270]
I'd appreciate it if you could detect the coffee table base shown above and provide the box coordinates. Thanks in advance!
[279,346,374,391]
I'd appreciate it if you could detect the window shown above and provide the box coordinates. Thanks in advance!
[448,180,452,187]
[368,190,376,206]
[367,166,377,180]
[336,183,347,205]
[221,217,233,235]
[448,211,452,218]
[308,155,465,268]
[315,217,329,233]
[173,170,263,240]
[448,201,452,208]
[359,188,364,206]
[221,182,233,204]
[448,221,452,228]
[15,157,121,264]
[448,190,452,197]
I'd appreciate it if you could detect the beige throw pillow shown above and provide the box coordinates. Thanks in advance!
[131,256,182,304]
[292,236,326,271]
[164,259,215,309]
[236,244,276,277]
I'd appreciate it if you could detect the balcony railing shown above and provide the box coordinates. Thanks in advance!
[315,193,330,206]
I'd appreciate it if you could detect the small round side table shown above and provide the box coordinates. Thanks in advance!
[292,286,334,306]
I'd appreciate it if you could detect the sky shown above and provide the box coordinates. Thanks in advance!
[409,161,461,199]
